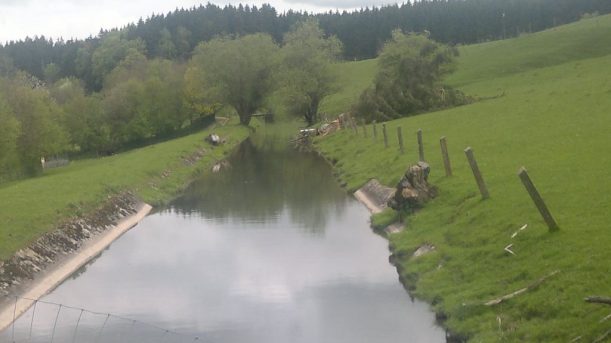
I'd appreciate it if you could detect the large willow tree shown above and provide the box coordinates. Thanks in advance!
[279,19,342,126]
[188,33,279,125]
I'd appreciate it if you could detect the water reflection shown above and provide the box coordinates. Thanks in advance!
[1,137,445,343]
[172,138,348,233]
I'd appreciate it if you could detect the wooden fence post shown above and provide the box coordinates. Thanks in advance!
[397,127,404,154]
[464,147,489,199]
[440,136,452,176]
[518,167,559,232]
[373,121,378,140]
[417,129,425,161]
[382,123,389,148]
[350,116,358,135]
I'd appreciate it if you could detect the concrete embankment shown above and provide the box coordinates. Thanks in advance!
[0,193,152,331]
[353,179,403,234]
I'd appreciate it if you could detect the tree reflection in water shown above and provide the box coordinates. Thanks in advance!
[171,137,348,234]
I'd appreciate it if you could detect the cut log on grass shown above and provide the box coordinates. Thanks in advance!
[585,296,611,306]
[484,270,560,306]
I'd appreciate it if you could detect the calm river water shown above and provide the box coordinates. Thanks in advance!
[2,138,445,342]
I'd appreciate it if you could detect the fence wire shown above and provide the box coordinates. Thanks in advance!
[1,295,201,343]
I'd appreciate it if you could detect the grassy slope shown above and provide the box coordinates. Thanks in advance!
[316,15,611,342]
[318,58,377,117]
[0,122,250,260]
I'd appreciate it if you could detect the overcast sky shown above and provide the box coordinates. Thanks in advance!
[0,0,396,43]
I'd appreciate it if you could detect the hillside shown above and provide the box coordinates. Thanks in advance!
[316,14,611,341]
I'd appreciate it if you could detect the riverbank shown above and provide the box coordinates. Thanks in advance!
[0,196,151,331]
[313,15,611,342]
[0,121,251,326]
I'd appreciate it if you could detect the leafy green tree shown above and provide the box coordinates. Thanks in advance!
[2,73,69,174]
[175,26,193,59]
[140,59,188,135]
[0,91,21,180]
[50,78,108,153]
[43,63,60,84]
[91,32,146,90]
[183,63,222,124]
[156,28,177,59]
[354,31,469,122]
[189,33,279,125]
[279,19,342,126]
[102,78,150,148]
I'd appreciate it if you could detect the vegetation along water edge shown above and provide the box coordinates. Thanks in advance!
[314,14,611,342]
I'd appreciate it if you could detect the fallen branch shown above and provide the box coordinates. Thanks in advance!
[585,296,611,306]
[511,224,528,239]
[593,330,609,343]
[600,313,611,323]
[485,270,560,306]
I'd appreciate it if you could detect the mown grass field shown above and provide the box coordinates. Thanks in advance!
[0,122,249,260]
[316,14,611,342]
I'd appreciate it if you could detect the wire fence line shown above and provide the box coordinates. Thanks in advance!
[1,295,201,343]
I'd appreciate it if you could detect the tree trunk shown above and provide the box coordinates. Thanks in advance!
[304,99,319,126]
[236,106,252,126]
[239,114,251,126]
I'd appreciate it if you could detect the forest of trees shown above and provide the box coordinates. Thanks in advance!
[0,19,341,181]
[1,0,611,182]
[1,0,610,91]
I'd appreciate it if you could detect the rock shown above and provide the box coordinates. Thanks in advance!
[205,133,224,146]
[412,244,436,258]
[388,162,437,212]
[211,160,231,173]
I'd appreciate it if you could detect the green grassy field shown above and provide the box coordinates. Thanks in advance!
[318,58,377,117]
[0,122,250,261]
[316,14,611,342]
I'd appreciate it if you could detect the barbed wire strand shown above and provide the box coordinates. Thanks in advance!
[50,304,63,343]
[27,299,37,343]
[3,294,201,342]
[71,309,84,343]
[95,313,110,343]
[11,296,17,343]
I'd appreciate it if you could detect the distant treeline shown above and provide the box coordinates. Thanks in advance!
[1,0,610,91]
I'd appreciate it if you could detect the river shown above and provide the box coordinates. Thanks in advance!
[1,138,445,342]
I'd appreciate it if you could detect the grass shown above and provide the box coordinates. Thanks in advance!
[315,14,611,342]
[0,121,250,261]
[318,58,377,117]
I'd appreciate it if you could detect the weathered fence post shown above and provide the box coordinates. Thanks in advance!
[350,115,358,135]
[440,136,452,176]
[464,147,489,199]
[417,129,425,161]
[382,123,389,148]
[518,167,559,232]
[372,121,378,140]
[397,127,404,154]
